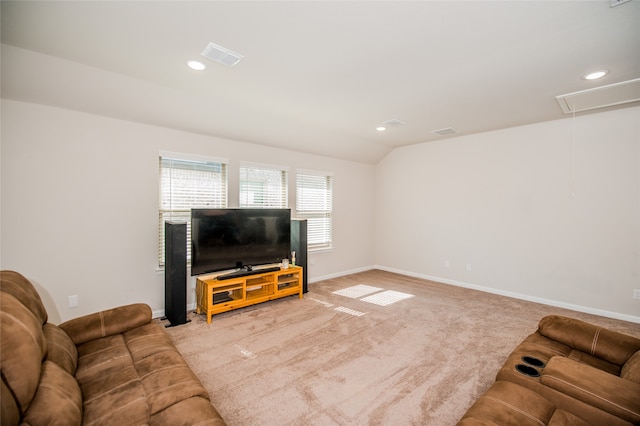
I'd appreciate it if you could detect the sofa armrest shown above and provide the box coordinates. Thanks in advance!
[540,356,640,424]
[538,315,640,365]
[59,303,152,345]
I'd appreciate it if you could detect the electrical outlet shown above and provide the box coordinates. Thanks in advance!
[68,295,79,308]
[466,264,472,271]
[633,289,640,300]
[444,260,450,268]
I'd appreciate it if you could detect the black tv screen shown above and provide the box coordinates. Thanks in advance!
[191,208,291,276]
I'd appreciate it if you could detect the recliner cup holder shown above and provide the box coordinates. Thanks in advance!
[515,364,540,377]
[521,356,545,368]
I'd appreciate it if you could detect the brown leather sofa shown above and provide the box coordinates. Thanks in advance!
[458,315,640,425]
[1,270,226,425]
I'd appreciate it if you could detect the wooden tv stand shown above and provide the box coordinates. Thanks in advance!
[195,266,303,324]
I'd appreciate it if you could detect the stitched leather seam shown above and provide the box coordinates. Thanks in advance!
[543,375,639,418]
[484,395,545,426]
[139,363,187,380]
[83,378,142,404]
[591,327,601,355]
[84,395,149,424]
[99,311,106,337]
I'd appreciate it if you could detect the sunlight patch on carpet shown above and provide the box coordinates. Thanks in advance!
[360,290,415,306]
[332,284,382,299]
[335,306,366,317]
[234,344,256,359]
[309,297,334,308]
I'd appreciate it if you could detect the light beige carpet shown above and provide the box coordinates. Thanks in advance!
[163,270,640,426]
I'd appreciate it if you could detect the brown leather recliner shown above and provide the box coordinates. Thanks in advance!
[1,270,226,425]
[459,315,640,425]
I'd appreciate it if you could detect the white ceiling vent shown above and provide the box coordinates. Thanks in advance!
[555,78,640,114]
[201,42,244,67]
[382,118,406,127]
[431,127,458,136]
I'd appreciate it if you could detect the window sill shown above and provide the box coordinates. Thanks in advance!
[309,246,333,253]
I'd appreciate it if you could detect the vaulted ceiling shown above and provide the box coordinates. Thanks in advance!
[2,1,639,164]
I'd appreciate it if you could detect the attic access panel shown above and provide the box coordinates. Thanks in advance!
[556,78,640,114]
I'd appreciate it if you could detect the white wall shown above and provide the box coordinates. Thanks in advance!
[376,106,640,321]
[4,99,638,324]
[1,99,376,323]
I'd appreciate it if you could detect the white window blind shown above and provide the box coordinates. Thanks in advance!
[159,156,228,266]
[239,163,288,208]
[296,171,333,250]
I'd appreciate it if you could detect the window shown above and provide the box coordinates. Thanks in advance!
[239,163,288,208]
[159,154,228,266]
[296,170,333,250]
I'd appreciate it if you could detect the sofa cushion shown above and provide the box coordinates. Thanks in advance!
[0,292,47,417]
[136,349,210,415]
[1,379,21,426]
[75,333,150,425]
[43,323,78,375]
[621,350,640,384]
[540,356,640,424]
[22,360,82,426]
[566,349,621,376]
[456,380,591,426]
[0,271,48,325]
[121,323,212,415]
[149,396,226,426]
[538,315,640,366]
[82,378,149,426]
[73,322,217,424]
[124,322,176,360]
[546,410,592,426]
[496,338,633,426]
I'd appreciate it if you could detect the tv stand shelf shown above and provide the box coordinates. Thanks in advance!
[195,266,303,324]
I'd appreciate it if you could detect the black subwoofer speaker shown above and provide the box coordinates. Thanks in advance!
[164,221,189,327]
[291,219,308,293]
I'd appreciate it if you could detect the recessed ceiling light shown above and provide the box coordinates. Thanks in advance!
[187,60,206,71]
[376,126,387,132]
[583,70,608,80]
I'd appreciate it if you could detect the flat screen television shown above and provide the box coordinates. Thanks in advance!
[190,208,291,276]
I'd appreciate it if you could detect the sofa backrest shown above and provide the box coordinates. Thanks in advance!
[1,270,48,325]
[538,315,640,367]
[1,291,47,424]
[621,350,640,384]
[1,270,83,426]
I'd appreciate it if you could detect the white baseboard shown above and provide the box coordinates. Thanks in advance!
[374,265,640,324]
[309,265,376,284]
[152,302,196,320]
[154,266,640,324]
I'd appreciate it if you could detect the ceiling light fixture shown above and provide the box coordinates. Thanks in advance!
[583,70,608,80]
[187,60,206,71]
[376,126,387,132]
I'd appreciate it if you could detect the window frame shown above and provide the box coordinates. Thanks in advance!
[158,152,229,267]
[239,161,289,209]
[295,169,334,251]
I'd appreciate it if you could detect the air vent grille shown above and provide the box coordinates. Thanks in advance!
[201,42,244,67]
[382,118,406,127]
[431,127,458,136]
